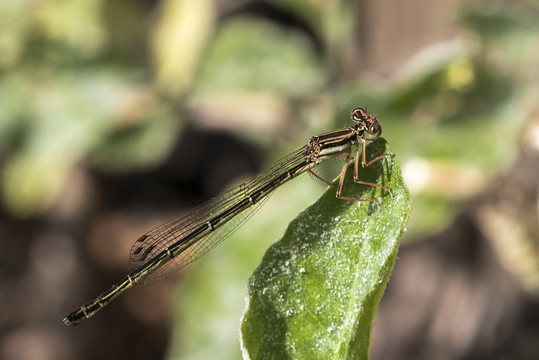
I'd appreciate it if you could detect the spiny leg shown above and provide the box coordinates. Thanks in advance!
[308,169,331,186]
[336,153,382,211]
[354,140,394,198]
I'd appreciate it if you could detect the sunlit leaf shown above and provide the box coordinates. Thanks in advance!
[241,138,411,359]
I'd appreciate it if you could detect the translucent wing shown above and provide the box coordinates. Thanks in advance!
[128,146,309,283]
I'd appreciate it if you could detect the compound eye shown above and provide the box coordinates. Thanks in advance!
[368,121,382,137]
[351,108,366,122]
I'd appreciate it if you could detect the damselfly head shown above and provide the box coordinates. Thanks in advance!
[351,108,382,138]
[350,107,368,123]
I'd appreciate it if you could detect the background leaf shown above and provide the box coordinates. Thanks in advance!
[241,138,411,359]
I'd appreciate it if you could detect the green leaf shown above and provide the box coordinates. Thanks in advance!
[193,17,327,96]
[240,138,411,360]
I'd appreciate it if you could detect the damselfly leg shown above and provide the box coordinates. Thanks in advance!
[308,143,394,211]
[336,149,394,211]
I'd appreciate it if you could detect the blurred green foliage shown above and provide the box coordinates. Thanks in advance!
[1,0,538,358]
[0,0,181,216]
[383,4,539,236]
[194,17,327,96]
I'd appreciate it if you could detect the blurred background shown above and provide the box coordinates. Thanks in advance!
[1,0,538,359]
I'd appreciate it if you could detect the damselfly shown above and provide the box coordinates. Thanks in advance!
[63,107,392,327]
